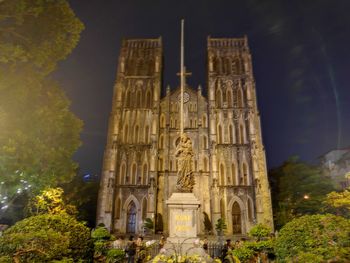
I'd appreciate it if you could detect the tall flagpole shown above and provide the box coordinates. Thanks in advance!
[180,19,184,135]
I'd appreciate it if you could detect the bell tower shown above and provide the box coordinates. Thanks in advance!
[207,37,273,232]
[97,38,162,232]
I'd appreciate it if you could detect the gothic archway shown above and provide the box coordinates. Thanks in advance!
[232,202,242,234]
[126,201,137,233]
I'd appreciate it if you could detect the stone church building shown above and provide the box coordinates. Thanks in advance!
[96,36,273,236]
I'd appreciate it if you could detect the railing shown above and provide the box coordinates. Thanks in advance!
[111,239,226,262]
[207,241,225,259]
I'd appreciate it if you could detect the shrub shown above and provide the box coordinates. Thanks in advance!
[106,248,125,263]
[215,218,227,235]
[0,214,92,262]
[248,224,271,240]
[91,226,111,240]
[275,214,350,262]
[143,218,154,230]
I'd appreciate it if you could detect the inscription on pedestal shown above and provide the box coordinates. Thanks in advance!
[166,192,200,238]
[170,210,195,237]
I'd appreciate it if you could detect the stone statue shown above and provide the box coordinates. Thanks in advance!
[175,133,195,192]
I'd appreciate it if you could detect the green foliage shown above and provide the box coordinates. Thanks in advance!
[215,218,227,235]
[248,224,271,240]
[203,212,213,234]
[0,213,92,262]
[62,175,99,226]
[231,239,274,262]
[269,157,336,228]
[143,217,154,230]
[155,213,163,233]
[0,0,84,223]
[231,246,255,262]
[27,187,77,216]
[275,214,350,262]
[91,226,111,241]
[0,0,84,74]
[106,249,125,263]
[0,256,12,263]
[324,188,350,218]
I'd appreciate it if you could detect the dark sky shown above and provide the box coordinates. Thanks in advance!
[54,0,350,176]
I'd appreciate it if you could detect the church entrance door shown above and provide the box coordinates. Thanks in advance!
[232,202,242,234]
[126,201,137,233]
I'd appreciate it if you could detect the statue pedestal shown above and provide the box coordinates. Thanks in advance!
[166,192,200,239]
[163,193,211,259]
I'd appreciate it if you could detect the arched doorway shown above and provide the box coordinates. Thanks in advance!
[232,202,242,234]
[126,201,137,233]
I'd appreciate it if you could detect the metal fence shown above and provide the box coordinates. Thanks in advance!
[207,242,225,259]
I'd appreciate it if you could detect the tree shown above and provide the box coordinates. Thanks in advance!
[0,213,93,262]
[143,218,154,232]
[203,212,213,234]
[27,187,77,216]
[215,218,227,235]
[274,214,350,262]
[0,0,83,75]
[324,186,350,218]
[62,174,99,227]
[0,0,84,220]
[269,157,336,228]
[230,224,274,262]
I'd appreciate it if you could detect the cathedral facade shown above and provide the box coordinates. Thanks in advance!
[96,37,273,236]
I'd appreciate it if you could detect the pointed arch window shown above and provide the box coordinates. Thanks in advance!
[231,163,236,185]
[124,125,128,143]
[125,90,131,107]
[145,125,150,143]
[232,202,242,234]
[134,125,139,143]
[146,90,152,108]
[115,198,121,219]
[232,58,240,75]
[131,163,137,184]
[203,135,208,149]
[224,57,231,75]
[120,163,126,184]
[142,163,148,185]
[238,89,243,107]
[227,89,233,108]
[215,57,222,74]
[240,124,244,144]
[229,124,234,144]
[159,134,164,149]
[136,89,142,108]
[216,89,222,108]
[160,115,165,128]
[218,125,223,144]
[126,201,137,233]
[220,163,225,185]
[243,163,248,185]
[142,198,147,220]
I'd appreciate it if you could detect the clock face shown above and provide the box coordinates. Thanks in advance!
[178,92,190,103]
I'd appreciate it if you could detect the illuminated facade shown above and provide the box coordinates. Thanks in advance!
[97,37,273,235]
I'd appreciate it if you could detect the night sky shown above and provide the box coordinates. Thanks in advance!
[54,0,350,176]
